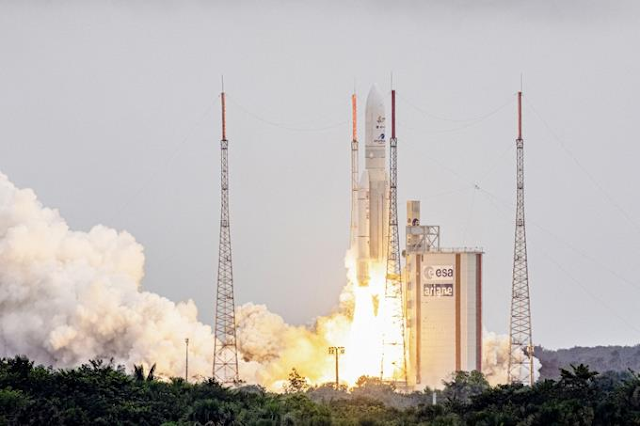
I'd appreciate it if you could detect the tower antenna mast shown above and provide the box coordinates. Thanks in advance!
[213,79,240,384]
[508,91,534,386]
[381,87,408,385]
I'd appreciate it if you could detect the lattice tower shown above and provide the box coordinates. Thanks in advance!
[381,89,408,385]
[508,91,534,386]
[213,89,240,384]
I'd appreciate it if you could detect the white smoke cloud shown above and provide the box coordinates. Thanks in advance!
[0,172,214,378]
[482,330,541,386]
[0,172,344,389]
[235,303,354,389]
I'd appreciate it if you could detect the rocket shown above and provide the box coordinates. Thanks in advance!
[353,85,389,286]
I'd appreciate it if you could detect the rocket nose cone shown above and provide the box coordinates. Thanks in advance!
[364,84,386,151]
[366,84,383,109]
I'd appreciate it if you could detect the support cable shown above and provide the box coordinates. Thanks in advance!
[525,98,640,234]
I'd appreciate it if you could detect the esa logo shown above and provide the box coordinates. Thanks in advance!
[423,265,454,281]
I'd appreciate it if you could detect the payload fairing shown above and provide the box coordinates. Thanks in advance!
[354,85,389,286]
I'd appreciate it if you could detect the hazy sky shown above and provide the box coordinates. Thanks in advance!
[1,1,640,350]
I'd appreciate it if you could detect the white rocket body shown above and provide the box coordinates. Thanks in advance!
[355,85,389,286]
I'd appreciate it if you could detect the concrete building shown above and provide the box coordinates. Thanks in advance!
[403,200,483,390]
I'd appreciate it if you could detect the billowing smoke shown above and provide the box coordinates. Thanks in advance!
[235,303,351,388]
[0,172,539,391]
[0,172,347,388]
[0,172,215,378]
[482,330,541,386]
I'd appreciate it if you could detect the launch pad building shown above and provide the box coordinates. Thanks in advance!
[403,200,483,390]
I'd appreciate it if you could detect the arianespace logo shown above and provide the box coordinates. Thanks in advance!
[423,265,454,281]
[423,283,454,297]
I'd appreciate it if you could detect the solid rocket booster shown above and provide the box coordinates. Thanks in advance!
[355,85,388,286]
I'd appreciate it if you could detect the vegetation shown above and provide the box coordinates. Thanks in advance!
[2,356,640,425]
[536,344,640,380]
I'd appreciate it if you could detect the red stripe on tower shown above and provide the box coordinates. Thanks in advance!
[391,90,396,139]
[352,94,357,142]
[221,93,227,141]
[517,91,522,140]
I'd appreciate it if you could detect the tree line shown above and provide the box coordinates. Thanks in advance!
[1,356,640,425]
[536,344,640,380]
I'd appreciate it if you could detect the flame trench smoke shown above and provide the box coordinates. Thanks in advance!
[0,173,533,390]
[0,173,215,378]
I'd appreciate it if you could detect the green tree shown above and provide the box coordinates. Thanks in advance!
[442,370,489,405]
[285,368,308,393]
[133,363,157,382]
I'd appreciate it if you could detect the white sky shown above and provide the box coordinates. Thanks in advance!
[1,0,640,349]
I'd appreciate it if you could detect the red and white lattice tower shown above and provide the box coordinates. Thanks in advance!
[508,91,535,386]
[213,85,240,384]
[381,89,408,385]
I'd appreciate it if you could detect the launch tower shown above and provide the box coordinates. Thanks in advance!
[507,91,534,386]
[213,85,240,384]
[381,89,408,384]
